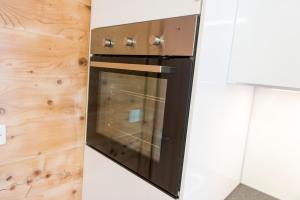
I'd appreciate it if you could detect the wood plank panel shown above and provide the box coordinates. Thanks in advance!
[0,147,83,200]
[0,29,87,165]
[0,0,90,199]
[0,0,90,38]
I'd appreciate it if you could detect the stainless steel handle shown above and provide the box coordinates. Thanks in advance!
[90,61,174,73]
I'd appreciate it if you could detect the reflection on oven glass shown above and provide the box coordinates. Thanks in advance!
[96,72,167,161]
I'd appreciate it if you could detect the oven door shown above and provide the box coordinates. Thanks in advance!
[87,56,194,198]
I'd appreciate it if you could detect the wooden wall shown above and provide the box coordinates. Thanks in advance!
[0,0,90,199]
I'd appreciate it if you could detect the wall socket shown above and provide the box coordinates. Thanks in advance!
[0,124,6,145]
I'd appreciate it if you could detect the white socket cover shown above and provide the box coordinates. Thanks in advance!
[0,124,6,145]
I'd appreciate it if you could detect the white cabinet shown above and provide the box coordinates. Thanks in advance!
[88,1,254,200]
[91,0,202,28]
[83,146,174,200]
[180,0,254,199]
[229,0,300,89]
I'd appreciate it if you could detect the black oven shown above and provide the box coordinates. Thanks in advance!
[86,15,199,198]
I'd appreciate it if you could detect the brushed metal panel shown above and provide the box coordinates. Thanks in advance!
[91,15,199,56]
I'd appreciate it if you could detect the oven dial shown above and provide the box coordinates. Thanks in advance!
[150,36,164,46]
[125,37,136,47]
[104,39,114,48]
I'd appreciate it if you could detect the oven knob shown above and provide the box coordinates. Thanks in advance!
[150,36,164,46]
[104,39,114,48]
[125,37,136,47]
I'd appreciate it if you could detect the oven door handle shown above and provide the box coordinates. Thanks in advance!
[90,61,174,73]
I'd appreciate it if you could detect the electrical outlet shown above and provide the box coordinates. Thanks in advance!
[0,125,6,145]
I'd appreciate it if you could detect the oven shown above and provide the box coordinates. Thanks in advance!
[86,15,199,198]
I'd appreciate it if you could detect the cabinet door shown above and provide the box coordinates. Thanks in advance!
[229,0,300,89]
[91,0,202,28]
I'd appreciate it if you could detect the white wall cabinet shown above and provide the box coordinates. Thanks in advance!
[91,0,202,28]
[229,0,300,89]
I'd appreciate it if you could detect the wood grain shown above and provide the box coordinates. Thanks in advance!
[0,0,90,199]
[0,147,83,200]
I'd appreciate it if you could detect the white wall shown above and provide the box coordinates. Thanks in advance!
[241,87,300,200]
[180,0,254,199]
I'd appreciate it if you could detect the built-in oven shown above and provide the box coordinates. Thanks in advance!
[86,15,199,198]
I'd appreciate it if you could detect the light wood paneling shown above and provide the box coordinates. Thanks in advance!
[0,147,83,200]
[0,0,90,199]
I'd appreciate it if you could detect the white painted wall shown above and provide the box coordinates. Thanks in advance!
[228,0,300,89]
[180,0,254,199]
[241,87,300,200]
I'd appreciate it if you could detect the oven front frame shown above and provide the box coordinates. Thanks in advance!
[86,55,195,198]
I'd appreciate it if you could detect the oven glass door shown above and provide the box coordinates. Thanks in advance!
[97,71,166,162]
[87,56,194,198]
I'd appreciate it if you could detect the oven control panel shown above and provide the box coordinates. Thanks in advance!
[90,15,199,56]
